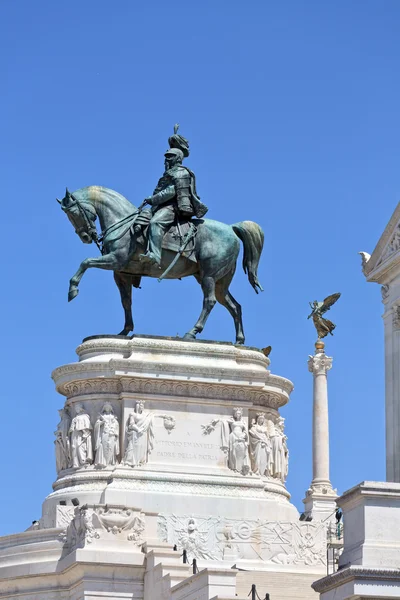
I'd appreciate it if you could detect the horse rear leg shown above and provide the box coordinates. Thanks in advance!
[114,271,134,336]
[216,274,245,345]
[183,276,216,341]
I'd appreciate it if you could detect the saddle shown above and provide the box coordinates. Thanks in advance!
[134,209,197,263]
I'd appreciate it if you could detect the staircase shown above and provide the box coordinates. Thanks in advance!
[143,542,247,600]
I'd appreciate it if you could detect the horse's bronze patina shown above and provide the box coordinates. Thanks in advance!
[59,185,264,344]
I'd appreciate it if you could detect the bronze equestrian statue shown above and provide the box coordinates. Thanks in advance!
[58,127,264,344]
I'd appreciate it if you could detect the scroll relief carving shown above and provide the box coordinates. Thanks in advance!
[158,514,326,566]
[60,376,290,410]
[202,409,288,482]
[61,504,145,554]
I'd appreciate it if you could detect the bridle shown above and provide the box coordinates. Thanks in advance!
[61,192,147,255]
[63,193,103,253]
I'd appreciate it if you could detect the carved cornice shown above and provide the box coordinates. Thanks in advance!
[312,565,400,593]
[308,353,333,376]
[56,376,290,410]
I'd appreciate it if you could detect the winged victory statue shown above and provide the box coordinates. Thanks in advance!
[307,293,341,339]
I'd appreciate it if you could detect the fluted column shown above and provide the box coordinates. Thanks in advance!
[303,340,337,520]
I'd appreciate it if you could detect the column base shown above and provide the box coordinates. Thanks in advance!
[303,482,338,522]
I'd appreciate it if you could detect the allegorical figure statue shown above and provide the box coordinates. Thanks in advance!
[140,125,208,267]
[202,408,250,475]
[249,413,272,477]
[69,403,93,468]
[308,292,341,339]
[94,402,120,468]
[123,401,155,467]
[270,417,289,482]
[55,406,71,473]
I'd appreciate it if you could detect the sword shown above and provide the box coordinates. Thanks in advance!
[158,223,197,283]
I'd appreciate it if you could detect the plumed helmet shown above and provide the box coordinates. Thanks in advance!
[164,147,184,161]
[167,124,190,158]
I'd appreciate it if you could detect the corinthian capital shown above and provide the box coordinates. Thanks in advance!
[308,353,333,375]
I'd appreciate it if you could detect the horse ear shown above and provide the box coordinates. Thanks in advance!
[56,198,62,204]
[66,187,71,197]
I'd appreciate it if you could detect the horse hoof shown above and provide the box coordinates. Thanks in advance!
[235,338,245,345]
[183,332,197,341]
[68,288,79,302]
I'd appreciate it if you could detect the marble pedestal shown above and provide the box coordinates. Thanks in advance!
[313,481,400,599]
[0,335,328,600]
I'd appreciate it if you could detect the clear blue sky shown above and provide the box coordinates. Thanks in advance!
[1,0,399,535]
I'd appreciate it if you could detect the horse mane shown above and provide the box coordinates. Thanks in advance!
[74,186,137,212]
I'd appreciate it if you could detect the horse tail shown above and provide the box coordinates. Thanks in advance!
[231,221,264,294]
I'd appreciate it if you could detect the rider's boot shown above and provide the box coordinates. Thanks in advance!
[139,251,161,268]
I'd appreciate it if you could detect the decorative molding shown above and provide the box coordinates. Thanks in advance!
[305,482,337,498]
[50,468,290,501]
[76,336,270,366]
[308,353,333,376]
[312,565,400,593]
[57,377,290,410]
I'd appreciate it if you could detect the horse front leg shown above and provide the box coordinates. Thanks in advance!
[68,251,129,302]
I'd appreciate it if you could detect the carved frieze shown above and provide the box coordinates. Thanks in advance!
[59,376,289,410]
[158,513,326,565]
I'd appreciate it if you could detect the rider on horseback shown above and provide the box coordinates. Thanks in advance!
[140,126,208,267]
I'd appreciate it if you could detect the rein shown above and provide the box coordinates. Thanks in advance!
[66,194,146,255]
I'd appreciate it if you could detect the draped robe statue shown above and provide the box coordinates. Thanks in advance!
[270,417,289,482]
[69,403,93,468]
[220,408,250,476]
[55,407,71,473]
[123,401,155,467]
[249,414,272,477]
[94,403,120,468]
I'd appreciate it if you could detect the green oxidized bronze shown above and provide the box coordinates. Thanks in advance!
[58,126,264,344]
[307,293,341,339]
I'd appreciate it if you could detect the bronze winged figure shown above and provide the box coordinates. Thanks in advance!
[307,293,341,339]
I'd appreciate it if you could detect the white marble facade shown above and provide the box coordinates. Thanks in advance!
[361,202,400,482]
[0,336,328,600]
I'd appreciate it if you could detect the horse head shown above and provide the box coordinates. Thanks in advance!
[57,187,98,245]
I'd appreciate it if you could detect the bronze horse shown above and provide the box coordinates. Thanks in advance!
[59,186,264,344]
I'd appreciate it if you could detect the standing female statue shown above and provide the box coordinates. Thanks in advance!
[221,408,250,475]
[94,403,120,468]
[123,401,155,467]
[271,417,289,482]
[248,413,272,477]
[54,407,71,473]
[69,403,93,468]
